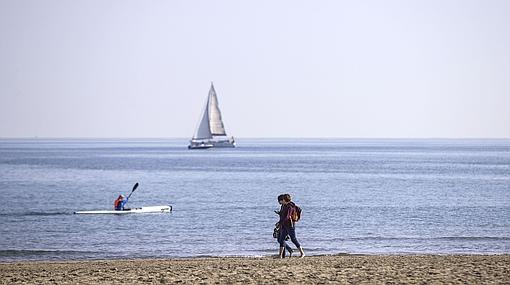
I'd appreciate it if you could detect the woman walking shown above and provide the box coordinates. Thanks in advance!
[278,194,305,258]
[276,194,294,258]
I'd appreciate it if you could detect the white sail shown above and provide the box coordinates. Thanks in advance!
[208,83,226,136]
[192,95,212,140]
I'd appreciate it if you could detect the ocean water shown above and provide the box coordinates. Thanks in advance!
[0,138,509,261]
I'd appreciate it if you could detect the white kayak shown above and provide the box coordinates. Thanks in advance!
[74,205,172,214]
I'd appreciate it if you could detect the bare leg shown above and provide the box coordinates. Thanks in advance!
[279,247,285,259]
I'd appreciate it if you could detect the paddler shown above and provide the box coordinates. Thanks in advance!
[114,194,128,211]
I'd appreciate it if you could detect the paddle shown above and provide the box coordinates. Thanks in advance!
[126,182,139,202]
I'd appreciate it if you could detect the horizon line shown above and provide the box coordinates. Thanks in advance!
[0,136,509,140]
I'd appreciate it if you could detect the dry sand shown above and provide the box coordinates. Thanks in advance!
[1,255,509,284]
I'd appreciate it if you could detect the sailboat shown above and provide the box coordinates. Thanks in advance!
[188,83,236,149]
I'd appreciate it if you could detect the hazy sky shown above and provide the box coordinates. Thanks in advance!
[1,0,509,138]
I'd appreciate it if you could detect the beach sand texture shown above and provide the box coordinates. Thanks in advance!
[1,255,509,284]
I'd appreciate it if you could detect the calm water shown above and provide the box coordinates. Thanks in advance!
[0,138,509,261]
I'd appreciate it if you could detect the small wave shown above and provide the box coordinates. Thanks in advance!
[349,236,510,242]
[0,211,70,217]
[246,247,336,254]
[436,236,510,241]
[0,249,98,257]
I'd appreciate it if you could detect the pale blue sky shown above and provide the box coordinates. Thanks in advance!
[1,0,509,138]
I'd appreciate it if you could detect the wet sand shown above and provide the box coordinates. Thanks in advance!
[1,255,509,284]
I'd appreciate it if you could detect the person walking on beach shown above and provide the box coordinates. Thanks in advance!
[275,194,294,258]
[278,194,305,258]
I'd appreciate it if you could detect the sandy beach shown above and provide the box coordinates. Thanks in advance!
[1,255,508,284]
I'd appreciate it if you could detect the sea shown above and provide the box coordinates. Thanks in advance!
[0,138,509,262]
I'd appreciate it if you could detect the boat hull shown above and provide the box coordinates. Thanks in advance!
[188,139,235,149]
[74,205,172,214]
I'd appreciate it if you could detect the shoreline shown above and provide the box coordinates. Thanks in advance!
[1,251,507,264]
[1,254,508,284]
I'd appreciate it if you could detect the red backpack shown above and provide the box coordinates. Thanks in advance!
[290,204,302,222]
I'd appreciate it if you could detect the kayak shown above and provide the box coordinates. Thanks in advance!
[74,205,172,214]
